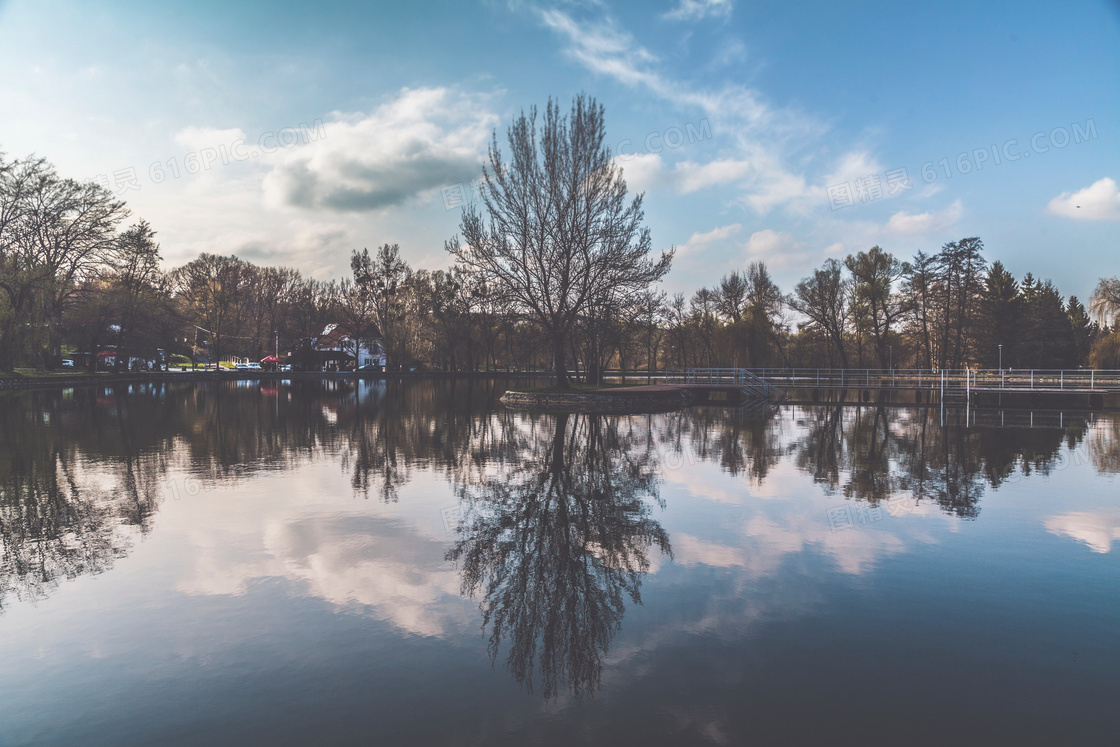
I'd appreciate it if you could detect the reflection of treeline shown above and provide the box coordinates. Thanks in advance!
[4,380,1118,615]
[656,404,786,485]
[0,378,517,610]
[0,390,163,611]
[787,406,1100,518]
[643,403,1112,519]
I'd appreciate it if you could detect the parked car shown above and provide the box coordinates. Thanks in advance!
[357,363,383,372]
[280,364,292,372]
[61,359,74,368]
[235,362,262,371]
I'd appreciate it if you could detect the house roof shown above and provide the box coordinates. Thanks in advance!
[315,322,383,349]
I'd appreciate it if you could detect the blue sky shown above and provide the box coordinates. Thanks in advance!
[1,0,1117,299]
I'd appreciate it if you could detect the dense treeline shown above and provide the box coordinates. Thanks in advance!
[3,141,1119,375]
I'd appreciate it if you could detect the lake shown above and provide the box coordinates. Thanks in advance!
[1,379,1117,745]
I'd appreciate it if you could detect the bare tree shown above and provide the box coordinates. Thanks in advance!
[1090,277,1120,327]
[789,259,851,368]
[351,243,411,367]
[690,287,718,366]
[447,95,672,388]
[716,271,747,324]
[900,250,937,369]
[172,254,248,368]
[744,261,787,366]
[0,155,127,369]
[845,246,904,368]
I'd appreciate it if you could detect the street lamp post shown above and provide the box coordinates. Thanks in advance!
[999,344,1003,389]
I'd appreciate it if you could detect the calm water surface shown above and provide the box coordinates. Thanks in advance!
[1,379,1117,745]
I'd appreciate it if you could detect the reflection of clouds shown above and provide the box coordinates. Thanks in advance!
[267,516,466,636]
[180,513,470,636]
[172,468,472,638]
[676,513,908,577]
[666,457,945,577]
[662,459,801,505]
[1044,511,1120,553]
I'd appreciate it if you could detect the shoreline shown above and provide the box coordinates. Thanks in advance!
[4,372,1117,411]
[501,385,693,413]
[0,369,544,391]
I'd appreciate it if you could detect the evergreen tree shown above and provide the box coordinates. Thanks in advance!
[977,261,1022,368]
[1067,296,1095,366]
[1021,279,1074,368]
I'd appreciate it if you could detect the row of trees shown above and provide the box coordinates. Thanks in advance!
[4,96,1120,378]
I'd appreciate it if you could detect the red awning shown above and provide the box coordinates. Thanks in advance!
[260,355,281,363]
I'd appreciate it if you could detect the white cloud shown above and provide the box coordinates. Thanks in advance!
[710,38,747,68]
[662,0,734,22]
[824,151,883,189]
[1047,177,1120,221]
[537,6,839,215]
[172,125,248,153]
[742,228,805,267]
[262,87,496,212]
[539,9,662,91]
[617,154,752,196]
[884,200,963,235]
[616,152,668,193]
[677,158,751,192]
[677,223,742,255]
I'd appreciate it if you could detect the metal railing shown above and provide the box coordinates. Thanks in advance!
[663,368,787,400]
[719,368,1120,392]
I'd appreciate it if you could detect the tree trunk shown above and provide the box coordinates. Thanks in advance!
[552,332,569,389]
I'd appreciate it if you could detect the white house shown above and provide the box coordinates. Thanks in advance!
[315,323,387,368]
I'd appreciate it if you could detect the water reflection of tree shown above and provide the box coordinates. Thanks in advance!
[339,378,516,501]
[787,405,1094,519]
[447,412,671,700]
[1087,416,1120,474]
[794,406,846,490]
[0,392,161,611]
[659,403,783,484]
[0,378,528,611]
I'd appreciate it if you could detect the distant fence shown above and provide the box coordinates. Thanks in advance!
[740,368,1120,392]
[606,368,1120,392]
[662,368,786,399]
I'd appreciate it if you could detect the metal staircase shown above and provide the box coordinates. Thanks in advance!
[736,368,787,401]
[676,368,787,401]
